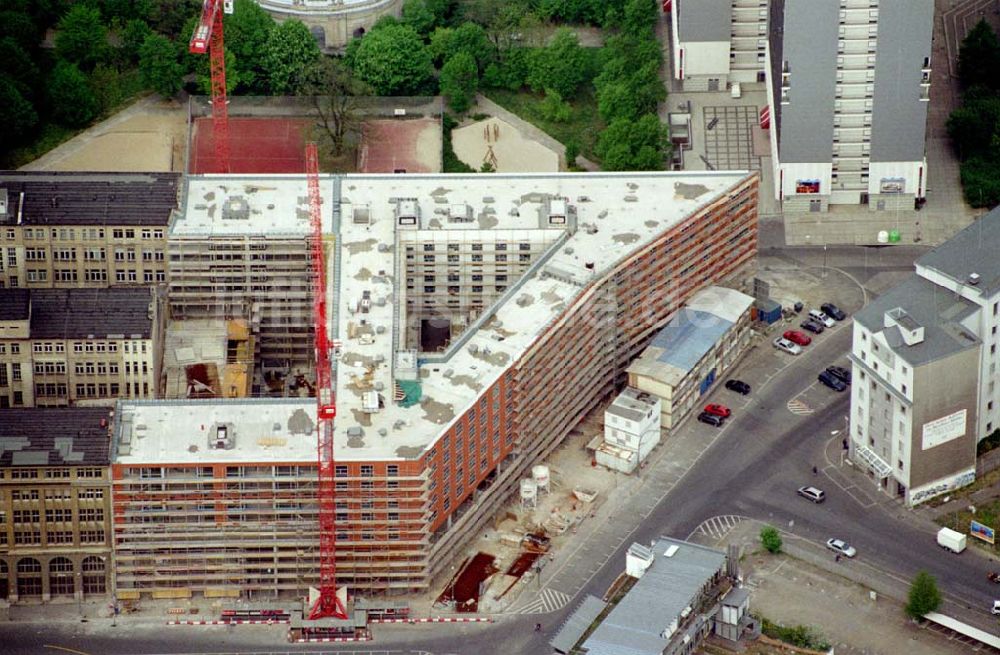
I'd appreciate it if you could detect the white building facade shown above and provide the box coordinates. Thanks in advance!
[849,207,1000,505]
[670,0,770,92]
[768,0,933,212]
[598,388,662,474]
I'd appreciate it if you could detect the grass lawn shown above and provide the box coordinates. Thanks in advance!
[483,86,604,163]
[936,496,1000,554]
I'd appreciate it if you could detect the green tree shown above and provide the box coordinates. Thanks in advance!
[88,62,130,114]
[958,20,1000,90]
[947,94,1000,160]
[0,75,38,145]
[401,0,438,38]
[538,0,605,25]
[759,525,782,554]
[439,51,478,113]
[301,57,371,157]
[905,571,942,619]
[352,24,435,95]
[0,37,40,101]
[596,113,669,171]
[263,19,321,95]
[195,46,241,96]
[565,138,580,167]
[526,28,590,97]
[48,61,99,126]
[56,4,107,68]
[0,9,42,51]
[224,0,274,93]
[959,157,1000,207]
[539,88,572,122]
[481,47,530,91]
[138,33,183,98]
[147,0,201,39]
[430,22,492,70]
[118,18,152,64]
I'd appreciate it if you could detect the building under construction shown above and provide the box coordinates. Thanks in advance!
[111,171,759,599]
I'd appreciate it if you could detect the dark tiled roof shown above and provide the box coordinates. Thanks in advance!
[0,172,180,227]
[0,288,154,339]
[0,288,30,321]
[0,407,112,467]
[917,205,1000,293]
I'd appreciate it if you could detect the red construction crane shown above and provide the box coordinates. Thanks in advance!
[305,143,348,620]
[189,0,233,173]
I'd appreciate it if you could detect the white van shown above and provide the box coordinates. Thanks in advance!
[936,527,967,554]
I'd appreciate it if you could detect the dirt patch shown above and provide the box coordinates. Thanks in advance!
[436,552,499,613]
[22,99,186,172]
[452,116,559,173]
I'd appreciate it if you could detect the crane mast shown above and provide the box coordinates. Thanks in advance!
[189,0,232,173]
[305,143,348,620]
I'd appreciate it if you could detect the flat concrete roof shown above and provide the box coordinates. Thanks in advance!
[173,176,336,237]
[113,399,319,465]
[131,171,755,463]
[331,172,752,460]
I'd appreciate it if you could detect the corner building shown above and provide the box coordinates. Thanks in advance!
[111,171,759,599]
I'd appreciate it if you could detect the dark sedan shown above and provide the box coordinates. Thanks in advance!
[826,365,851,385]
[725,379,751,395]
[821,303,847,321]
[800,318,825,334]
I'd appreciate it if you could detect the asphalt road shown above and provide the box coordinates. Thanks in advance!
[16,243,996,655]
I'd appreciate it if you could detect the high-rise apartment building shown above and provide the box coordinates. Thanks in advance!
[768,0,933,211]
[670,0,934,211]
[0,172,180,288]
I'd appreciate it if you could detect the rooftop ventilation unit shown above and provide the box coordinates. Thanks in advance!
[221,196,250,220]
[448,203,473,222]
[395,198,420,227]
[353,205,371,225]
[969,273,981,286]
[209,423,235,449]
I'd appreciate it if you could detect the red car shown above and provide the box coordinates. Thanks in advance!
[703,403,731,418]
[783,330,812,346]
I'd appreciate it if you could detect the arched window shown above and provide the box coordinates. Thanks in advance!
[82,556,106,595]
[16,558,41,597]
[49,557,74,595]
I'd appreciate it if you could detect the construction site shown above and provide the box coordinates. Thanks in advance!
[113,168,758,628]
[3,3,765,639]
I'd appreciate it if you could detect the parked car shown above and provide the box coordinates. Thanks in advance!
[826,365,852,385]
[818,370,848,392]
[697,411,724,427]
[783,330,812,347]
[800,318,825,334]
[773,337,803,355]
[704,403,731,418]
[797,486,826,503]
[821,303,847,321]
[809,309,836,328]
[993,600,1000,615]
[826,538,857,558]
[725,379,751,395]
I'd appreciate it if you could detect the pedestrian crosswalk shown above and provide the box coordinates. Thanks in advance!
[690,515,745,542]
[510,587,572,614]
[786,398,814,415]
